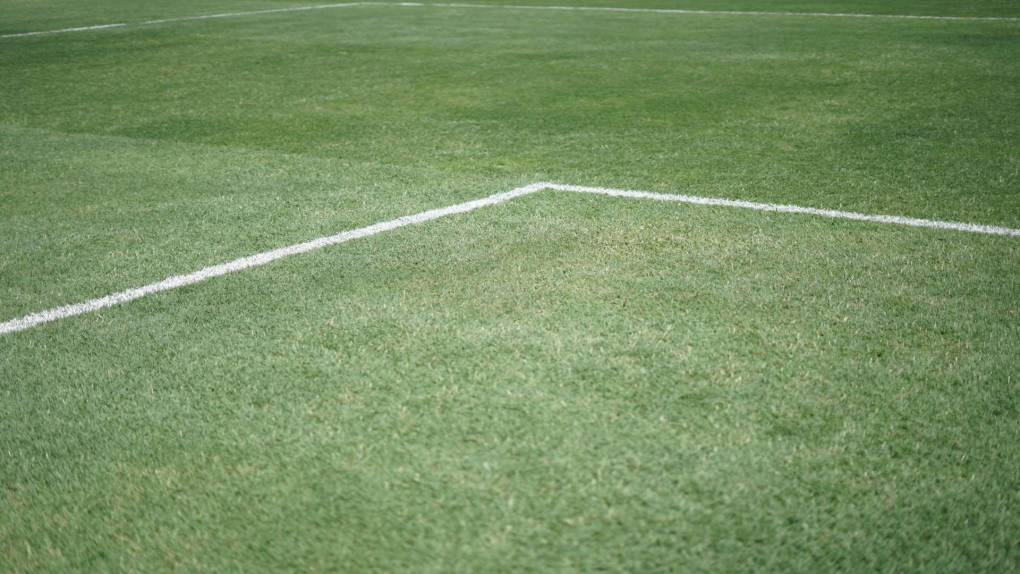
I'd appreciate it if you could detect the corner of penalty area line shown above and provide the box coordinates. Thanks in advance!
[1,181,1019,337]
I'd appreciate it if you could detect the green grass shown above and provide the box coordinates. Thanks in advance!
[2,2,1019,572]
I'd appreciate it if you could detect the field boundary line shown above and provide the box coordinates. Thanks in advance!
[2,181,1018,336]
[3,1,1017,39]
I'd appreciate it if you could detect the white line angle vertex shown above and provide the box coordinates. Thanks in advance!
[1,182,1017,337]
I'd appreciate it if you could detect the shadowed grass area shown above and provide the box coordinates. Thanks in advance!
[1,1,1018,572]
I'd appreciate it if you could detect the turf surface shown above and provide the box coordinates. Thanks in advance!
[2,1,1019,571]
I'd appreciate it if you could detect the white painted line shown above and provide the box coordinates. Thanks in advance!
[0,2,362,39]
[547,184,1020,237]
[0,182,545,336]
[401,2,1020,22]
[2,1,1016,39]
[0,23,129,38]
[1,181,1017,336]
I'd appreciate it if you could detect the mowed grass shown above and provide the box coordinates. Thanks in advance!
[1,1,1019,572]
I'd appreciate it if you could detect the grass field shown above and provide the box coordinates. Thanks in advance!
[2,1,1019,571]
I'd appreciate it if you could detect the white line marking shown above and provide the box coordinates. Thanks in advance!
[548,184,1020,237]
[0,2,362,38]
[400,2,1020,22]
[2,1,1016,39]
[0,23,130,38]
[0,182,545,336]
[1,182,1017,336]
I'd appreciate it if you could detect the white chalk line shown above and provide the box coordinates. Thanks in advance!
[402,2,1020,22]
[0,2,362,38]
[1,182,1017,336]
[2,1,1017,39]
[548,184,1020,236]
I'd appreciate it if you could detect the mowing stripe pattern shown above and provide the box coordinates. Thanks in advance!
[1,182,1018,336]
[2,1,1017,38]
